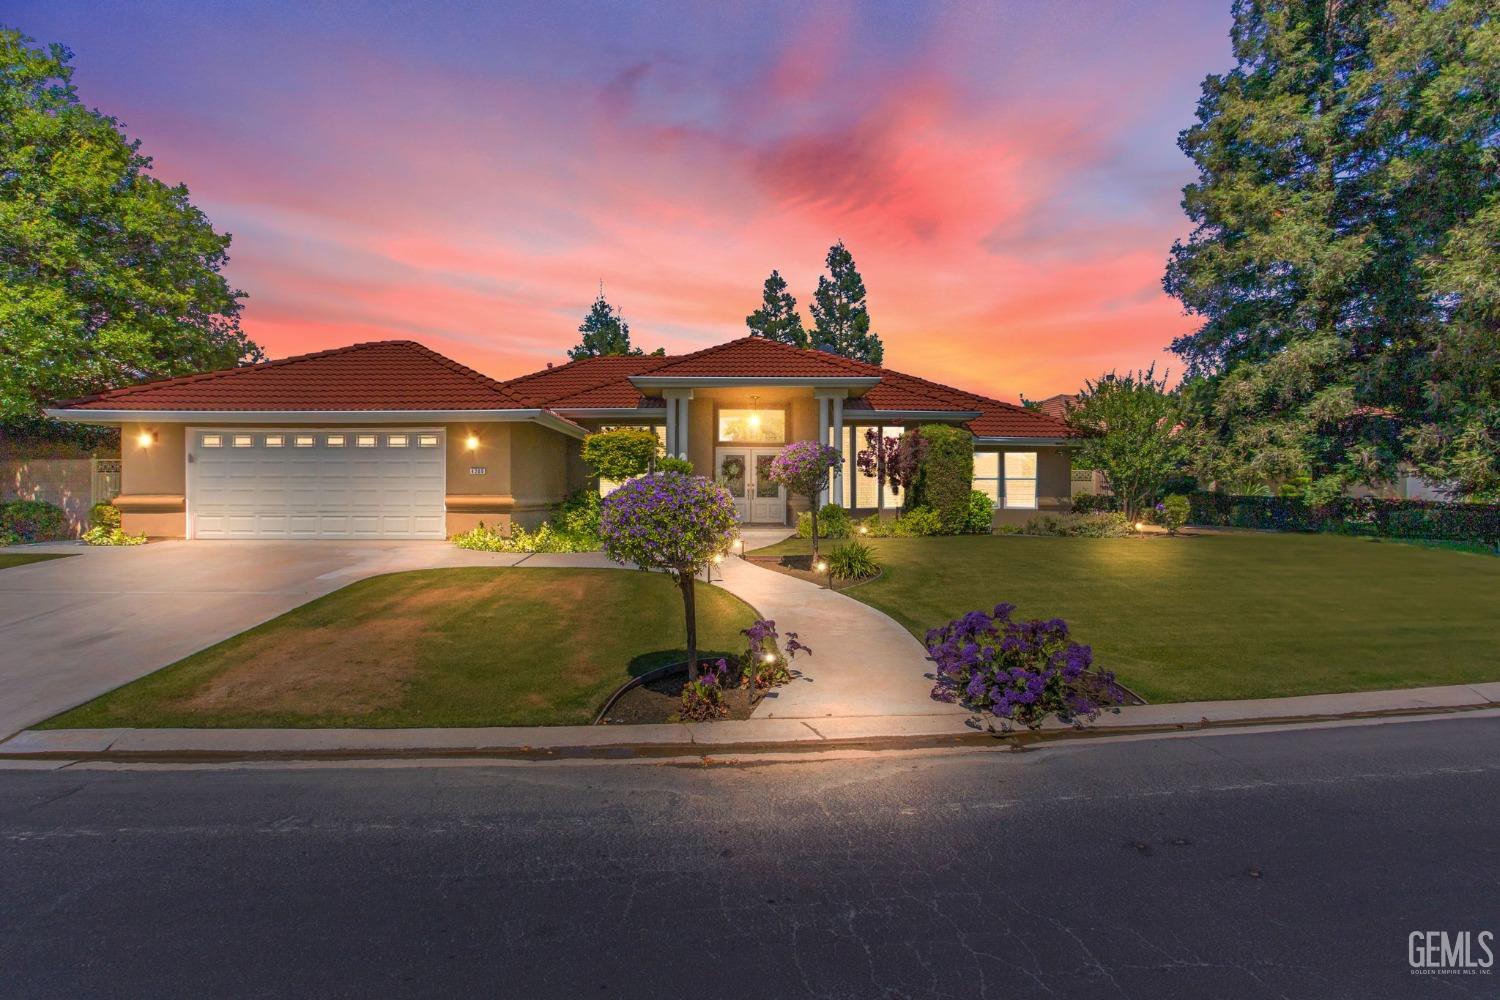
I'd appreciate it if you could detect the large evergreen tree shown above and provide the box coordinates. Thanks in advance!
[0,28,261,420]
[745,269,808,348]
[569,293,648,360]
[810,241,884,364]
[1164,0,1497,498]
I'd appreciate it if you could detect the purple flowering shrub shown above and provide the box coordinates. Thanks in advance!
[676,659,731,721]
[600,472,739,679]
[739,618,811,690]
[926,603,1126,729]
[767,440,842,555]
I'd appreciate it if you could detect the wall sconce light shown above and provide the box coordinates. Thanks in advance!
[465,434,480,451]
[137,430,157,448]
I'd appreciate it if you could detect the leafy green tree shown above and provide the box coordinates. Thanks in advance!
[568,293,653,360]
[745,269,808,347]
[810,241,884,364]
[0,29,261,420]
[581,427,660,482]
[1069,367,1191,520]
[1163,0,1497,497]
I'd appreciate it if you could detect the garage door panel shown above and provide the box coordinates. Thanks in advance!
[190,429,447,540]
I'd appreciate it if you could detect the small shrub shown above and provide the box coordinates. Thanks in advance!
[1021,512,1131,537]
[739,619,810,690]
[0,529,19,547]
[891,505,942,537]
[1071,493,1119,514]
[675,660,730,721]
[965,490,994,534]
[993,522,1024,535]
[854,514,889,537]
[827,540,879,580]
[89,502,122,530]
[656,455,693,474]
[1157,494,1190,535]
[553,488,602,539]
[450,520,596,553]
[0,499,69,542]
[83,525,147,546]
[925,602,1125,729]
[796,503,851,539]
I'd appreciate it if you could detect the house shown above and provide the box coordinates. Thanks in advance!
[45,336,1077,539]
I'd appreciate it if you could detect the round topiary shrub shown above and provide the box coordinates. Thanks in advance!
[0,499,69,542]
[965,490,994,534]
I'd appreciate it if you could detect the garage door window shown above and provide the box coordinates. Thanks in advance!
[356,434,377,448]
[232,435,254,448]
[418,434,439,447]
[201,434,223,448]
[387,434,409,448]
[265,434,285,448]
[294,435,315,447]
[326,434,345,447]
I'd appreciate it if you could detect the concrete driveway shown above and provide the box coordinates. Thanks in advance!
[0,541,523,738]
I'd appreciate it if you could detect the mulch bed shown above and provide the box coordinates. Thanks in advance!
[745,554,879,591]
[599,669,760,725]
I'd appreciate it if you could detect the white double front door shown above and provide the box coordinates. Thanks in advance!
[715,446,786,524]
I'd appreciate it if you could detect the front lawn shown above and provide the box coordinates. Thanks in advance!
[755,532,1500,703]
[0,553,73,570]
[43,567,759,729]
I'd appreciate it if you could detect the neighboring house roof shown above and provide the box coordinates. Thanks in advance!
[56,341,531,411]
[1035,393,1078,423]
[51,334,1074,440]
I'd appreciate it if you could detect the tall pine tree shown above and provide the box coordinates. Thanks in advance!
[810,241,884,364]
[1164,0,1497,498]
[745,270,808,347]
[569,292,646,360]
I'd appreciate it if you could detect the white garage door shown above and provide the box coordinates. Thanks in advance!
[189,429,447,539]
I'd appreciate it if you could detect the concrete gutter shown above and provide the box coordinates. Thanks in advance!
[3,682,1499,763]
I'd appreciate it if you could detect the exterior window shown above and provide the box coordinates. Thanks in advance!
[846,425,905,509]
[201,434,223,448]
[326,434,346,447]
[232,434,254,448]
[294,435,315,447]
[387,434,409,448]
[264,434,285,448]
[355,434,377,448]
[718,409,785,444]
[973,451,1001,506]
[1003,452,1039,509]
[417,434,439,448]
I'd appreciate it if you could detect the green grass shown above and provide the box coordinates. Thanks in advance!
[0,553,73,570]
[755,532,1500,702]
[43,567,760,729]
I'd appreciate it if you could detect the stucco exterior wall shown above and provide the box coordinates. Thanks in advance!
[987,446,1074,528]
[110,419,579,538]
[1,458,96,536]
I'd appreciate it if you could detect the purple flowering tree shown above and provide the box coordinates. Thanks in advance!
[856,427,927,500]
[600,472,739,680]
[767,440,842,558]
[925,602,1126,729]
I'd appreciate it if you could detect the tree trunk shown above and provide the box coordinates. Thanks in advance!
[678,570,698,681]
[809,501,820,560]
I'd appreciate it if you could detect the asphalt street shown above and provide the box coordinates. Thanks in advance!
[3,716,1498,999]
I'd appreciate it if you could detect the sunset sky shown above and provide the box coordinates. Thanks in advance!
[11,1,1230,400]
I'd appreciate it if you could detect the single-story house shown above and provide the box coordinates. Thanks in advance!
[46,336,1077,539]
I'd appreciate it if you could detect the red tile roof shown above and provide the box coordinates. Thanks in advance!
[57,335,1074,439]
[1035,393,1078,422]
[58,341,530,411]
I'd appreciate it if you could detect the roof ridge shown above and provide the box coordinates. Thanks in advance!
[878,367,1072,432]
[396,341,529,405]
[56,341,423,407]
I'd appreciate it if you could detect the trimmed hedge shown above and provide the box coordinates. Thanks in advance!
[910,424,974,534]
[1187,492,1500,543]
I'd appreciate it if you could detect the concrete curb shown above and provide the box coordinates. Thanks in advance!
[3,682,1498,761]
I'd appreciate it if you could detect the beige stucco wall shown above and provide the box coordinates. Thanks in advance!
[986,446,1074,528]
[1,458,96,536]
[112,419,579,538]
